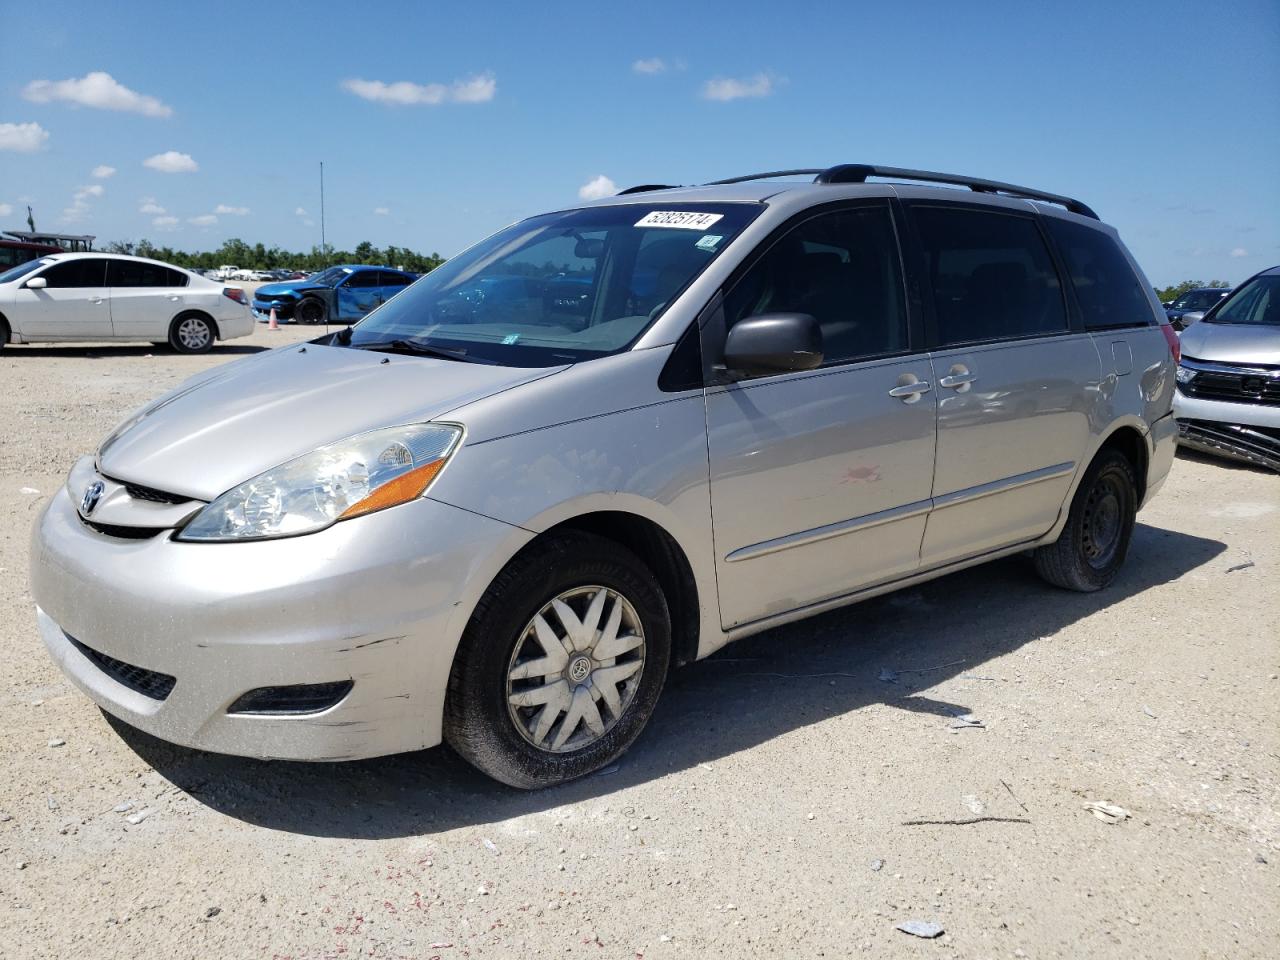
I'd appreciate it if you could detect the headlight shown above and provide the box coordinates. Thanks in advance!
[178,423,461,541]
[1175,366,1196,384]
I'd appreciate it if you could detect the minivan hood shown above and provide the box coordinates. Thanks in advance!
[98,344,564,500]
[1181,321,1280,366]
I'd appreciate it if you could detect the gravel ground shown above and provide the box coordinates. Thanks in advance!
[1,327,1277,959]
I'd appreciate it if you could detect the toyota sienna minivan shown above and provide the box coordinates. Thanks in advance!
[31,164,1179,787]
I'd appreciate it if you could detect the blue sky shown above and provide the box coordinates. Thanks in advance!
[2,0,1277,286]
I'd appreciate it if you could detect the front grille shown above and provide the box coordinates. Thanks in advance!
[1179,362,1280,407]
[82,519,162,539]
[227,680,354,716]
[1178,419,1280,471]
[67,635,176,700]
[122,480,189,504]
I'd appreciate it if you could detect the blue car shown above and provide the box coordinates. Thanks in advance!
[252,265,417,325]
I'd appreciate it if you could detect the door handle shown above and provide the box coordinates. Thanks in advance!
[939,373,978,389]
[89,296,104,304]
[888,379,932,402]
[167,295,181,301]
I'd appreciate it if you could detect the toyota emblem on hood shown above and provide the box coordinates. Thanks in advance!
[81,480,105,516]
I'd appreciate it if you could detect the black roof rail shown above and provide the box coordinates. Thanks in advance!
[706,169,825,185]
[813,164,1099,219]
[615,184,682,195]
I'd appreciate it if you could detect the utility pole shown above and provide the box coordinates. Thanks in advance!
[319,161,327,263]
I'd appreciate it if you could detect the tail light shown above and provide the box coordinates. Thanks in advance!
[223,287,247,305]
[1160,322,1180,364]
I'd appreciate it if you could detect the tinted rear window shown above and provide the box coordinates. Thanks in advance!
[913,206,1067,345]
[1045,219,1153,329]
[106,260,188,288]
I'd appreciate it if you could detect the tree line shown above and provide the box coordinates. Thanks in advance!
[1154,279,1230,303]
[100,238,447,274]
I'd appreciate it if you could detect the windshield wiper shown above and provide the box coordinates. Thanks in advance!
[355,338,481,363]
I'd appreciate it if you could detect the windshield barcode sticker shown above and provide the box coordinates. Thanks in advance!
[635,211,724,230]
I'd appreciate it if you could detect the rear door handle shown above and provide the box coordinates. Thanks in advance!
[88,296,104,304]
[939,373,978,389]
[167,295,181,301]
[888,379,932,402]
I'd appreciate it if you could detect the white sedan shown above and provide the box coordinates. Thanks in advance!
[0,253,254,353]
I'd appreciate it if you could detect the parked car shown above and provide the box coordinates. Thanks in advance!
[0,237,63,270]
[214,265,240,281]
[29,164,1177,788]
[0,253,253,353]
[1165,286,1230,330]
[252,264,417,324]
[1174,265,1280,470]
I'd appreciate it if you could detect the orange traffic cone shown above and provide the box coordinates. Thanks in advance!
[268,307,279,331]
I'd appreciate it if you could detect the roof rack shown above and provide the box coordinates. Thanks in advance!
[699,164,1098,219]
[615,183,682,195]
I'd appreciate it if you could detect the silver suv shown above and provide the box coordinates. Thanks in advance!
[31,164,1178,787]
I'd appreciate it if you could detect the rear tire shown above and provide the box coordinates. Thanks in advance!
[295,297,326,325]
[1034,449,1137,592]
[168,313,215,354]
[445,531,671,789]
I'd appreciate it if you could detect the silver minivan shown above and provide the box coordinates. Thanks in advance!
[31,165,1179,787]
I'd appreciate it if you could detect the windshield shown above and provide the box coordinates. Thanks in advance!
[307,267,351,287]
[1209,275,1280,326]
[0,258,54,285]
[346,202,761,366]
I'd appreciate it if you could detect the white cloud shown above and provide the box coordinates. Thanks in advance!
[62,183,105,222]
[0,121,50,152]
[152,215,179,230]
[91,164,116,179]
[295,207,308,216]
[0,203,11,217]
[188,214,217,226]
[23,71,172,117]
[139,197,165,215]
[1229,247,1248,258]
[702,73,776,101]
[578,175,618,200]
[373,206,390,215]
[633,58,667,75]
[214,203,250,215]
[342,72,496,106]
[143,150,198,173]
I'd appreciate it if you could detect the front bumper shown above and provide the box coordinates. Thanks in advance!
[252,299,295,321]
[31,484,528,760]
[1174,389,1280,471]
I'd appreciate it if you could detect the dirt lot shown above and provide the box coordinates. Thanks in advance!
[1,326,1276,959]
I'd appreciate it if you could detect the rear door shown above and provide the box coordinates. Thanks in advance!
[106,259,190,339]
[904,203,1102,567]
[705,201,937,629]
[378,270,413,307]
[12,258,112,339]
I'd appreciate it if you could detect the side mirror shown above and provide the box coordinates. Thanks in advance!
[723,313,823,376]
[25,276,47,290]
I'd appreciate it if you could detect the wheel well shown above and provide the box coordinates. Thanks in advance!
[0,311,10,343]
[541,512,701,671]
[1098,425,1148,503]
[173,309,220,340]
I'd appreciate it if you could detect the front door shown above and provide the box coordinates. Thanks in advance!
[705,202,937,629]
[336,270,383,321]
[14,258,112,339]
[905,203,1101,567]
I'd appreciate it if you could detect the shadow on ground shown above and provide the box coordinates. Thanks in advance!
[111,521,1225,839]
[5,343,269,358]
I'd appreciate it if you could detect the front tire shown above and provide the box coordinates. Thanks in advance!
[295,297,326,325]
[168,313,215,354]
[445,531,671,789]
[1034,449,1137,592]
